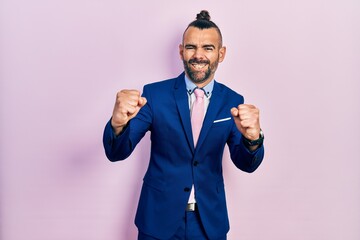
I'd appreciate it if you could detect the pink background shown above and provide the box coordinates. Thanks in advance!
[1,0,359,239]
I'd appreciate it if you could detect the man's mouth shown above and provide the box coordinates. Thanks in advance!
[191,63,207,70]
[189,59,209,71]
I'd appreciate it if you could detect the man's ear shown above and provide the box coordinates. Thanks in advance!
[219,46,227,63]
[179,44,184,60]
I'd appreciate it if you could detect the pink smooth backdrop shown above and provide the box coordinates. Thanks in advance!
[1,0,359,239]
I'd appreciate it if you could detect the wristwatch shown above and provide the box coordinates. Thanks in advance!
[242,129,264,147]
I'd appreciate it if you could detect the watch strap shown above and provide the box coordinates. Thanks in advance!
[242,129,264,147]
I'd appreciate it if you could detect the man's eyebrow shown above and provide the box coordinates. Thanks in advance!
[184,44,217,49]
[203,44,216,49]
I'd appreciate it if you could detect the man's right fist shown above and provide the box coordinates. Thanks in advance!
[111,89,147,135]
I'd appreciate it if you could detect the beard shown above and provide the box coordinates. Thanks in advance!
[183,58,219,84]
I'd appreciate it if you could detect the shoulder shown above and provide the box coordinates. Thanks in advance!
[214,81,244,102]
[141,74,183,100]
[143,74,181,91]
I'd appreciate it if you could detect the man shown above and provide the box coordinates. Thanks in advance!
[103,10,264,240]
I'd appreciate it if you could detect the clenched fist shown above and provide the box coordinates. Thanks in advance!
[111,90,147,135]
[231,104,261,149]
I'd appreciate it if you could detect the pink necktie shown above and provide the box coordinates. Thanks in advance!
[189,88,205,204]
[191,88,205,147]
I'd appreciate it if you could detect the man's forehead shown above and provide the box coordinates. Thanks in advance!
[183,27,221,45]
[184,27,219,38]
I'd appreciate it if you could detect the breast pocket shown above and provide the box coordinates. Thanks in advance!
[212,117,232,128]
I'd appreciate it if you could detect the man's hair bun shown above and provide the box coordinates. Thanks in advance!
[185,10,223,46]
[196,10,211,21]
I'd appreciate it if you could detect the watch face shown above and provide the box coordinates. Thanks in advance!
[242,130,264,147]
[250,139,261,146]
[251,131,264,146]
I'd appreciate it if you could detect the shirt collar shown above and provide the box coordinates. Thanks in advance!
[184,74,214,97]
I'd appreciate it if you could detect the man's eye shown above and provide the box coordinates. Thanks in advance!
[185,46,195,50]
[205,47,214,51]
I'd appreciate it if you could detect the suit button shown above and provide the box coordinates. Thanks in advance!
[184,187,190,192]
[193,161,198,166]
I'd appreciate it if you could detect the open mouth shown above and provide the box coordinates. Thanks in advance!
[189,61,208,70]
[191,63,207,70]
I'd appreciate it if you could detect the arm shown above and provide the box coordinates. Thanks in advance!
[227,129,264,173]
[103,88,151,161]
[228,104,265,172]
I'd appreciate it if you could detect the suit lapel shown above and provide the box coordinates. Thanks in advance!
[174,73,195,153]
[196,81,225,150]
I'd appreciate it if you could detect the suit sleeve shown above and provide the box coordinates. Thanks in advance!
[226,95,264,173]
[227,126,264,173]
[103,86,153,162]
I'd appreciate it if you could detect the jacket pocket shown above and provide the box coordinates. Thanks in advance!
[143,175,166,192]
[212,117,232,128]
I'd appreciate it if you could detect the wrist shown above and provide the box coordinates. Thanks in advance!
[111,119,127,136]
[242,129,264,149]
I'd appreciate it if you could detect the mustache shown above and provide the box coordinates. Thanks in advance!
[188,58,210,64]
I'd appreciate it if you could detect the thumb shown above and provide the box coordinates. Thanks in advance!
[129,97,147,120]
[138,97,147,107]
[230,107,238,117]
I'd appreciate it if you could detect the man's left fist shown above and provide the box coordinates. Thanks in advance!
[231,104,261,140]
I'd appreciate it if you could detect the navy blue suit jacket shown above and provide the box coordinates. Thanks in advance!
[103,73,264,239]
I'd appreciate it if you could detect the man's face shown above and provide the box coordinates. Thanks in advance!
[180,27,226,87]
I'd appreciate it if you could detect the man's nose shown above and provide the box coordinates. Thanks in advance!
[193,48,205,59]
